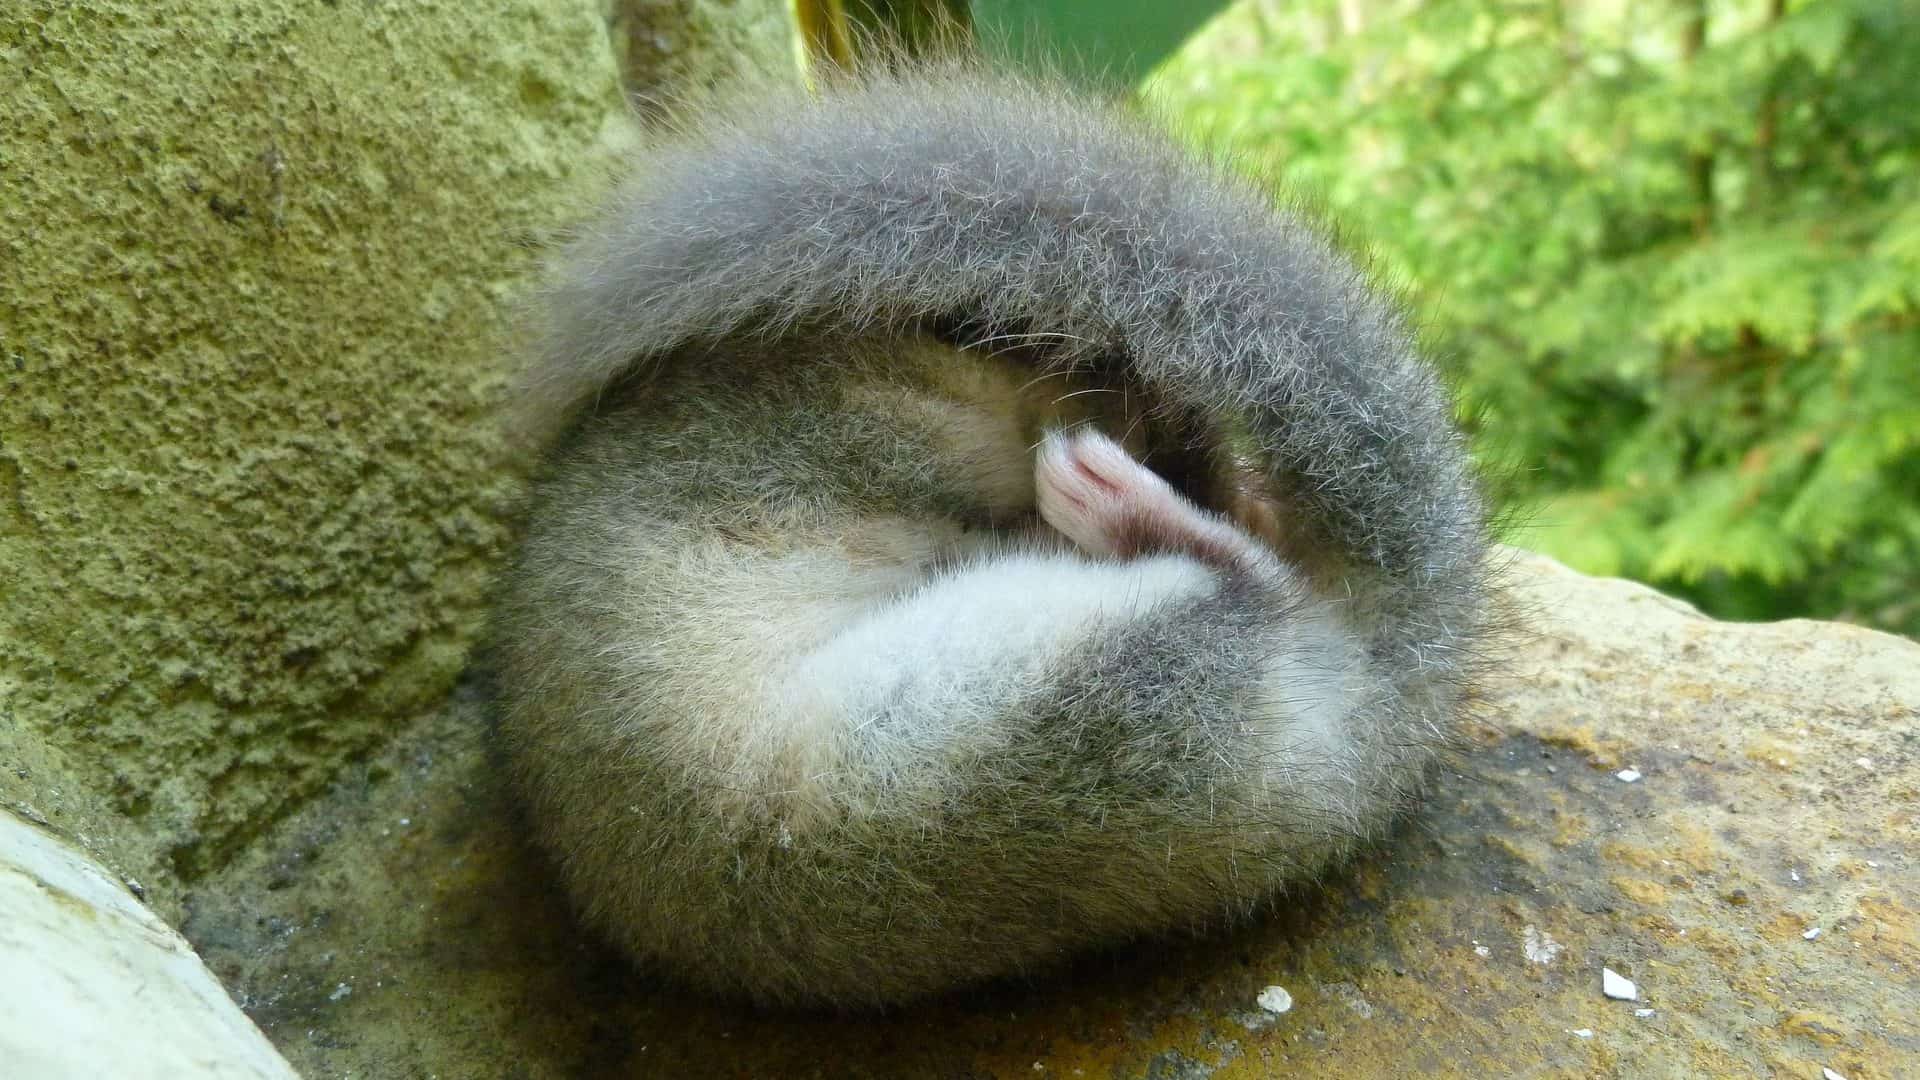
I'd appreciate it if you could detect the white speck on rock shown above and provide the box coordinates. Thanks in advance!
[1791,869,1802,883]
[1615,768,1642,783]
[1474,945,1491,958]
[1523,925,1563,965]
[1634,1008,1655,1018]
[1602,967,1638,1001]
[1255,985,1292,1015]
[1569,1028,1593,1039]
[1804,926,1822,940]
[1854,757,1873,769]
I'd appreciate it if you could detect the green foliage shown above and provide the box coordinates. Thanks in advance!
[971,0,1232,87]
[1151,0,1920,635]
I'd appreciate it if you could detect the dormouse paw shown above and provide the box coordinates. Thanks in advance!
[1036,430,1276,574]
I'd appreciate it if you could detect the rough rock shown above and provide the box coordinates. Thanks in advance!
[0,809,297,1078]
[0,0,637,910]
[182,553,1920,1077]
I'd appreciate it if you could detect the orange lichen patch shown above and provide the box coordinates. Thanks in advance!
[1763,1050,1838,1077]
[1604,823,1723,879]
[1481,834,1539,868]
[1664,681,1721,705]
[1532,724,1626,769]
[1759,912,1812,944]
[1777,1011,1850,1046]
[1599,841,1662,871]
[1611,877,1669,906]
[1725,972,1790,1009]
[1744,736,1801,771]
[1550,811,1589,849]
[1629,912,1684,938]
[1683,926,1746,963]
[1670,824,1723,875]
[1857,895,1920,968]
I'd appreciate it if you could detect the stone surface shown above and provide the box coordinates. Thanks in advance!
[183,553,1920,1078]
[0,809,297,1079]
[0,0,636,910]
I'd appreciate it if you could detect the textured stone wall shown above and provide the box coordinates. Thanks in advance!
[0,0,640,909]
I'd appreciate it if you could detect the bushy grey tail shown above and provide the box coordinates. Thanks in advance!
[520,62,1487,686]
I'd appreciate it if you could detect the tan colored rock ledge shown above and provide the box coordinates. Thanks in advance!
[168,552,1916,1078]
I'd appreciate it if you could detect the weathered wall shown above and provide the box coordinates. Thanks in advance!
[0,0,640,909]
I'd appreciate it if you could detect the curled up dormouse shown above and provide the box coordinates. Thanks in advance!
[489,62,1492,1008]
